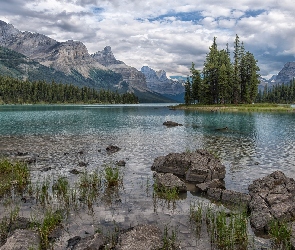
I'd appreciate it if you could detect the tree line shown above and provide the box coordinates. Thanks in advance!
[0,75,139,104]
[256,79,295,104]
[185,35,260,105]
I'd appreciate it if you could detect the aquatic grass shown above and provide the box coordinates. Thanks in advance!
[77,169,102,210]
[52,176,72,210]
[208,208,248,250]
[189,201,203,237]
[0,159,30,197]
[35,177,51,206]
[0,205,20,245]
[104,166,120,187]
[190,204,249,250]
[153,183,179,201]
[269,219,292,250]
[162,224,178,250]
[38,208,63,249]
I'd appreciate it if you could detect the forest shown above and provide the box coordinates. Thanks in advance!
[257,79,295,104]
[0,74,139,104]
[185,35,260,105]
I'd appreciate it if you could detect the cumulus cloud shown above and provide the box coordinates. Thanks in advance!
[0,0,294,78]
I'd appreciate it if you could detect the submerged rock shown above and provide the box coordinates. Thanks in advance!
[153,172,187,192]
[206,188,250,206]
[116,225,163,250]
[71,233,106,250]
[196,179,225,192]
[163,121,183,127]
[116,160,126,166]
[151,149,225,183]
[106,145,121,153]
[248,171,295,232]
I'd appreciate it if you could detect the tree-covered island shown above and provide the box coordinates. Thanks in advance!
[182,34,295,111]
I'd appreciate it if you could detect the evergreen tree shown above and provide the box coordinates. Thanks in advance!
[233,34,242,104]
[184,77,191,105]
[203,37,219,104]
[190,62,202,103]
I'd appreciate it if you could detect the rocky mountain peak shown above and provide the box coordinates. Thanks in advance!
[275,62,295,84]
[141,66,184,97]
[91,46,123,67]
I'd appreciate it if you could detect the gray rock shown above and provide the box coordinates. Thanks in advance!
[0,229,40,250]
[151,149,226,184]
[73,233,106,250]
[116,225,163,250]
[221,190,251,205]
[196,179,225,192]
[206,188,250,206]
[248,171,295,232]
[153,172,187,192]
[207,188,223,201]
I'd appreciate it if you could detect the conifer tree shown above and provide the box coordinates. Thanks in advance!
[190,62,202,103]
[184,77,191,105]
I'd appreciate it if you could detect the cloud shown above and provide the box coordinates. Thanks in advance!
[0,0,294,78]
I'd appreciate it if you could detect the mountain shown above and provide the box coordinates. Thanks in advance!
[274,62,295,84]
[141,66,185,102]
[0,20,174,103]
[259,62,295,91]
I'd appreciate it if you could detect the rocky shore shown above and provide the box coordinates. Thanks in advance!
[1,145,295,249]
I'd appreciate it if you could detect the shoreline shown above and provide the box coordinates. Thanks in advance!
[171,103,295,112]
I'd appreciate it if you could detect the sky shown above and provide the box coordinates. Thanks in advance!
[1,0,295,79]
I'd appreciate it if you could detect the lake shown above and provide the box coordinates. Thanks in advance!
[0,104,295,248]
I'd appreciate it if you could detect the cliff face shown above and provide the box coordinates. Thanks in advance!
[141,66,184,95]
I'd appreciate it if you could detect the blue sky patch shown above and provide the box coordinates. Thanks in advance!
[243,9,265,18]
[148,11,203,23]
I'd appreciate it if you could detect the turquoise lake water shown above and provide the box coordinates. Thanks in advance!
[1,104,295,248]
[1,104,295,193]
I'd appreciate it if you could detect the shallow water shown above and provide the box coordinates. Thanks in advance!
[0,104,294,248]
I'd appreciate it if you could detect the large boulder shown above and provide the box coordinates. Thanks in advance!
[151,150,226,183]
[248,171,295,232]
[153,172,187,192]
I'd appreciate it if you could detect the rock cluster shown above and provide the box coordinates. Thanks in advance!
[248,170,295,232]
[151,150,226,183]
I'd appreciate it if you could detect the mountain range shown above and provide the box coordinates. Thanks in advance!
[0,20,183,103]
[1,20,294,101]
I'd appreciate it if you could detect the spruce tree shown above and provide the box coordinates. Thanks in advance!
[190,62,202,104]
[184,77,191,105]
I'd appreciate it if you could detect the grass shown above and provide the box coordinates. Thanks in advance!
[104,166,120,187]
[173,103,295,112]
[153,183,179,201]
[162,224,178,249]
[190,202,249,250]
[0,159,30,197]
[37,209,63,249]
[268,219,292,249]
[0,205,20,245]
